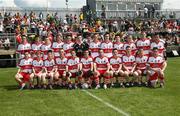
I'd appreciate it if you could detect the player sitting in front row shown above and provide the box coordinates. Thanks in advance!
[109,49,124,87]
[94,49,111,89]
[79,50,94,88]
[122,46,136,87]
[41,50,56,89]
[66,50,81,89]
[15,51,34,90]
[54,49,68,87]
[146,47,167,88]
[32,51,44,88]
[133,49,149,86]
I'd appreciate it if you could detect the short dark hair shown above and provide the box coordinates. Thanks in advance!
[126,46,131,50]
[99,49,103,52]
[47,50,53,53]
[152,47,158,51]
[113,48,118,52]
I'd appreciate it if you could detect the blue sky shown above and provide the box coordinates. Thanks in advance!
[0,0,180,9]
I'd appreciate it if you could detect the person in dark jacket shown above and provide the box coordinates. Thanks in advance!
[73,34,89,58]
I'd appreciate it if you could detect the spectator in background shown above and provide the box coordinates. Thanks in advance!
[79,13,83,23]
[4,38,10,50]
[0,13,3,20]
[39,12,43,20]
[174,35,180,45]
[144,6,148,18]
[16,31,22,44]
[0,39,3,48]
[151,5,155,18]
[136,8,141,18]
[74,14,77,23]
[0,22,4,33]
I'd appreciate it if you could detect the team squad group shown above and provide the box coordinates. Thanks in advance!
[15,32,167,90]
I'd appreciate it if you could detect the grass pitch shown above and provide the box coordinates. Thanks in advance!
[0,58,180,116]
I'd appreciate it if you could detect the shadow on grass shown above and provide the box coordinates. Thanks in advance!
[0,85,19,91]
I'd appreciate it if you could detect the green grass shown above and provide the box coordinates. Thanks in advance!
[0,58,180,116]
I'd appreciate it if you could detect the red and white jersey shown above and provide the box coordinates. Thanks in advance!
[67,57,80,73]
[17,43,31,59]
[31,42,42,53]
[89,41,101,58]
[81,57,93,72]
[135,55,148,70]
[41,44,52,60]
[109,56,122,71]
[32,58,44,73]
[31,42,42,58]
[100,41,113,58]
[148,56,165,69]
[55,57,68,71]
[113,42,125,57]
[122,55,136,70]
[63,42,74,57]
[94,56,109,71]
[150,40,165,56]
[44,59,55,72]
[52,42,64,57]
[136,39,150,55]
[19,58,33,73]
[123,42,137,55]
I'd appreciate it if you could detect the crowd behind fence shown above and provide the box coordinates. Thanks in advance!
[0,8,179,67]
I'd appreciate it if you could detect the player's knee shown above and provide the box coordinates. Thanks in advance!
[54,73,59,78]
[109,71,114,75]
[93,71,99,77]
[30,74,34,78]
[137,70,142,75]
[104,72,110,77]
[124,72,129,77]
[15,74,19,79]
[119,70,124,75]
[146,70,151,75]
[133,72,138,77]
[41,73,46,77]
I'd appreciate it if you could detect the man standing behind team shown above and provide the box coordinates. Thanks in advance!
[136,32,150,56]
[101,33,113,58]
[89,33,101,59]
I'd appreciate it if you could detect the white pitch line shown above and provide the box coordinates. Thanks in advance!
[82,90,130,116]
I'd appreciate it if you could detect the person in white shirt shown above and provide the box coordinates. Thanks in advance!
[0,22,3,33]
[144,7,148,18]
